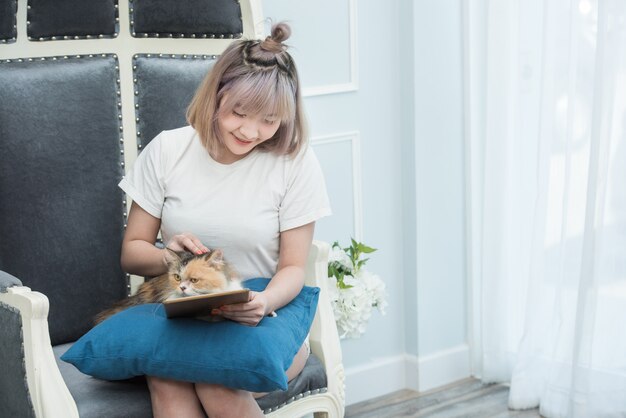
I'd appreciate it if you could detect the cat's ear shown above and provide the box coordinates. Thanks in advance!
[164,248,183,266]
[165,248,180,258]
[204,249,224,264]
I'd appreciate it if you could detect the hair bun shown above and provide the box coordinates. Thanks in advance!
[260,22,291,53]
[270,22,291,43]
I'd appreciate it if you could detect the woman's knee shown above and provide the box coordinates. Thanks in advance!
[195,383,263,417]
[148,376,194,397]
[195,383,241,405]
[147,376,204,418]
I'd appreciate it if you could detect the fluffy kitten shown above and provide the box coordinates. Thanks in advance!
[94,249,241,324]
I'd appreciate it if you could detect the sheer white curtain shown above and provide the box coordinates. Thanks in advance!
[466,0,626,416]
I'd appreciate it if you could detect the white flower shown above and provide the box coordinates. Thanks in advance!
[328,269,388,339]
[327,240,387,339]
[328,247,353,272]
[356,270,388,315]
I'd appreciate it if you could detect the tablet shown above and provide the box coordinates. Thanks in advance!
[162,289,250,319]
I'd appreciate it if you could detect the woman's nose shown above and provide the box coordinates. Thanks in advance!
[239,120,259,139]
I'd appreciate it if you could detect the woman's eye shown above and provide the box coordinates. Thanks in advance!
[233,110,245,117]
[264,119,278,125]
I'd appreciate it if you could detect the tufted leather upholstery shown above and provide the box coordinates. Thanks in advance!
[0,300,36,418]
[26,0,117,40]
[133,55,216,149]
[130,0,242,38]
[0,0,17,42]
[0,55,128,345]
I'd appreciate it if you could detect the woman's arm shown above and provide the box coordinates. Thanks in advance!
[121,202,211,276]
[218,222,315,326]
[121,202,167,276]
[264,222,314,310]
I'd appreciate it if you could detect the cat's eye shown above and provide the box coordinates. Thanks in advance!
[174,275,181,282]
[191,278,198,283]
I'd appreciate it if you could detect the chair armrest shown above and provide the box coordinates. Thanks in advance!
[304,241,346,414]
[0,271,78,418]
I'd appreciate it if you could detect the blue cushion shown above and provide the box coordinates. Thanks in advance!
[61,278,319,392]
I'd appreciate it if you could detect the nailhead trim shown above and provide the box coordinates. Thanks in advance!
[26,1,119,41]
[0,0,18,43]
[131,53,218,151]
[261,387,328,414]
[128,0,242,39]
[0,55,129,294]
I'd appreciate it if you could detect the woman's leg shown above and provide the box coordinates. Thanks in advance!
[195,383,264,418]
[147,376,206,418]
[286,341,310,381]
[253,341,310,399]
[152,342,310,417]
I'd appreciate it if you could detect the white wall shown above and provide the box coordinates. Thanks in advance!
[262,0,470,405]
[412,0,469,369]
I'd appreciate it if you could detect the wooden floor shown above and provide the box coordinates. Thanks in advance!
[345,379,542,418]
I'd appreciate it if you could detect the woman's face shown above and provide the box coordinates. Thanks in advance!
[216,103,281,164]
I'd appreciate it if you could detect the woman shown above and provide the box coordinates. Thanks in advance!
[119,22,331,417]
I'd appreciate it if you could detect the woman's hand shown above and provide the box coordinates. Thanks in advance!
[213,291,271,326]
[165,232,209,255]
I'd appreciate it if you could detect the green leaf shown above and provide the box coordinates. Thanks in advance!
[338,282,353,289]
[328,264,336,277]
[356,258,370,269]
[359,243,377,253]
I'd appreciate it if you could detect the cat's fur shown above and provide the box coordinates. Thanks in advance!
[94,249,242,325]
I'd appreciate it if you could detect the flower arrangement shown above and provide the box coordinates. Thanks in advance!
[327,239,387,339]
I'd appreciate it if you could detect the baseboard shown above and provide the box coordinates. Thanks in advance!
[344,354,409,405]
[415,344,471,392]
[344,344,471,405]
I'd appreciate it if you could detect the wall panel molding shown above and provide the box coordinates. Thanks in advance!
[311,131,363,241]
[302,0,358,97]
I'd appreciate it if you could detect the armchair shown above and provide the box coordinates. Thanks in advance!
[0,3,344,413]
[0,242,344,417]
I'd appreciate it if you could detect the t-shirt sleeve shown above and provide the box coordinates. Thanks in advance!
[118,133,165,218]
[279,147,332,232]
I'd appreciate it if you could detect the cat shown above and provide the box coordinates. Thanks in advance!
[94,248,242,325]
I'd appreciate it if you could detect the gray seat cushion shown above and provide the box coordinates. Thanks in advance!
[54,343,327,417]
[54,344,152,418]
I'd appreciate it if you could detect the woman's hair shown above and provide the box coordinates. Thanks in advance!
[186,22,307,158]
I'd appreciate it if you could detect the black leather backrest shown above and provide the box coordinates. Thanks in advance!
[0,55,128,345]
[0,0,17,43]
[27,0,118,40]
[130,0,242,38]
[134,54,216,148]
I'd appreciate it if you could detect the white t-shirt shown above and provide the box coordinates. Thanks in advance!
[119,125,331,279]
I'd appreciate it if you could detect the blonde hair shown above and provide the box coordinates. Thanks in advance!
[187,22,307,158]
